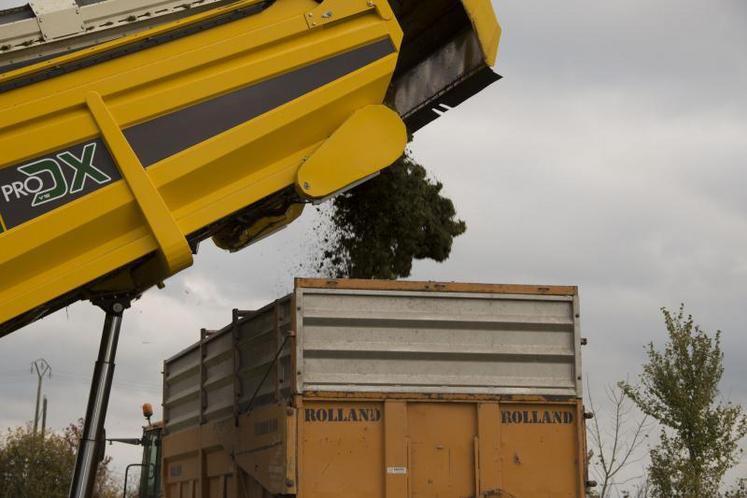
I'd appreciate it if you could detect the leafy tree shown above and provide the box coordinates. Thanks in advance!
[620,305,747,498]
[0,421,122,498]
[0,426,73,498]
[314,152,466,279]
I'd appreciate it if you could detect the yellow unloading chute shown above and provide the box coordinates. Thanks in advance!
[0,0,501,337]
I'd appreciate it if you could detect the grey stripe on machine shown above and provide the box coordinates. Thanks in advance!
[125,38,396,167]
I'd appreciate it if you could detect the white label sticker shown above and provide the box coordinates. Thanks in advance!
[387,466,407,475]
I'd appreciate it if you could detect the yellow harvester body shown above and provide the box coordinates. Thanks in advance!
[0,0,501,336]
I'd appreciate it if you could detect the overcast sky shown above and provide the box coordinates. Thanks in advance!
[1,0,746,493]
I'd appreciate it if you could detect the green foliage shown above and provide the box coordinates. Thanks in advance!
[0,421,122,498]
[0,426,73,498]
[315,153,466,279]
[620,305,747,498]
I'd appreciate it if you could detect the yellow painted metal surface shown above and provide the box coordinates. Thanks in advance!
[498,401,587,498]
[162,396,588,498]
[405,403,477,498]
[296,104,407,200]
[304,0,395,30]
[162,403,297,497]
[462,0,502,66]
[0,0,502,336]
[86,91,194,276]
[0,0,405,334]
[385,400,408,498]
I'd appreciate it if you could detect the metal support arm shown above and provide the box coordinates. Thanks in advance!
[68,299,130,498]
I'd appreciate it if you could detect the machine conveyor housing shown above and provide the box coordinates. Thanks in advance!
[0,0,502,336]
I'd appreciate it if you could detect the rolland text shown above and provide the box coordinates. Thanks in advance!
[305,407,382,423]
[502,410,574,424]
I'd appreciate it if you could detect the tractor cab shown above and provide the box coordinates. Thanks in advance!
[109,403,163,498]
[138,422,163,498]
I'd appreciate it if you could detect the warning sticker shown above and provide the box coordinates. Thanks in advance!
[386,467,407,475]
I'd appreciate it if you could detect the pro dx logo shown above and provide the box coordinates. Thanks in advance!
[1,143,111,207]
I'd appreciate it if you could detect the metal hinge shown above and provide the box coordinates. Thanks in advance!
[304,0,392,29]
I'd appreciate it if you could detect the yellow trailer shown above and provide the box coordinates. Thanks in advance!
[163,396,588,498]
[157,279,592,498]
[0,0,502,336]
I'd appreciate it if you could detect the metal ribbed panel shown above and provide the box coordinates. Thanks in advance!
[295,288,581,397]
[162,347,201,433]
[164,281,581,434]
[0,0,240,68]
[163,298,292,433]
[235,299,292,411]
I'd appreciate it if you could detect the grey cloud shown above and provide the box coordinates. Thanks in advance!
[496,1,747,94]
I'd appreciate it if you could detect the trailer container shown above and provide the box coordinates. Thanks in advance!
[160,279,589,497]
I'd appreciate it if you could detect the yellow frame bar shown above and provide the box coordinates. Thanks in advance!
[86,91,193,276]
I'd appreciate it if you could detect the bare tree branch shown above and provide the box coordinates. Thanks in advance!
[587,379,652,498]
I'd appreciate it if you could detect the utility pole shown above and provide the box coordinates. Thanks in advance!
[41,396,48,438]
[31,358,52,435]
